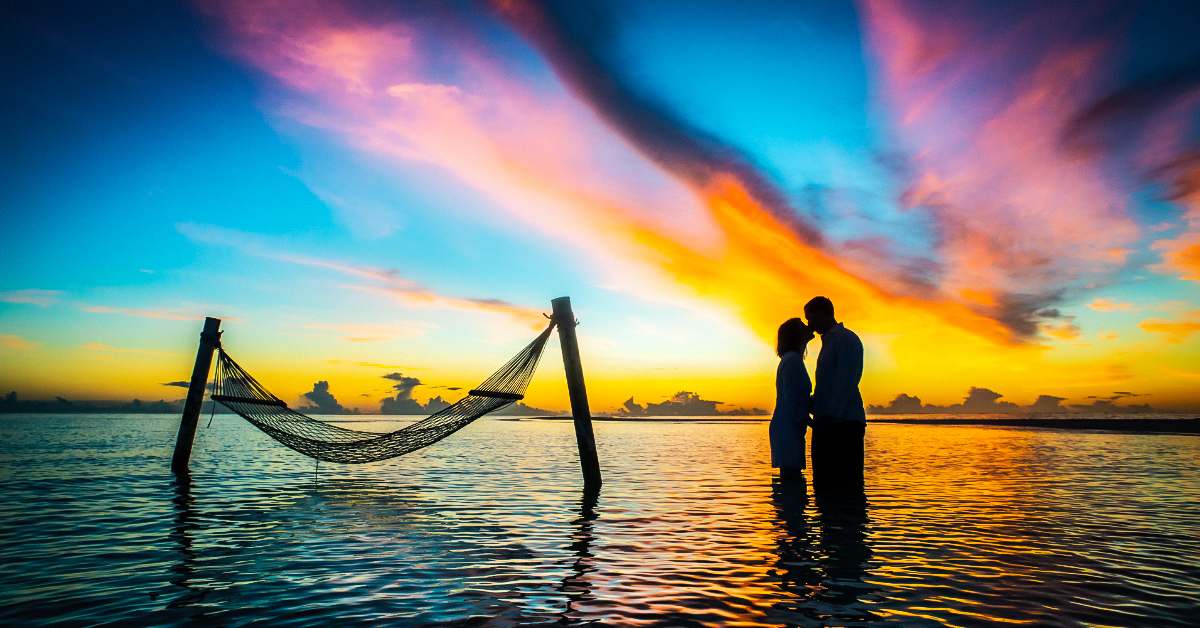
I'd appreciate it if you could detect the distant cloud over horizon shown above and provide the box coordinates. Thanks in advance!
[378,371,558,416]
[869,388,1154,415]
[380,372,433,414]
[298,381,359,415]
[616,391,765,417]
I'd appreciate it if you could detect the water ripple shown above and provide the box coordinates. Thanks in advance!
[0,415,1197,626]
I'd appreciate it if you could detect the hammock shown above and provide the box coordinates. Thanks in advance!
[210,320,557,464]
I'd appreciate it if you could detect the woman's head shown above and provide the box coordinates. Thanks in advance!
[776,318,814,357]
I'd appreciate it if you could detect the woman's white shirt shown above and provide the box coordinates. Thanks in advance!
[773,350,811,427]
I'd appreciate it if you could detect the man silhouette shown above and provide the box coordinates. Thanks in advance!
[804,296,866,488]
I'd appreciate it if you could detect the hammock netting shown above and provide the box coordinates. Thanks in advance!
[211,320,557,464]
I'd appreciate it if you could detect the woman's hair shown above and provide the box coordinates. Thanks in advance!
[776,317,813,358]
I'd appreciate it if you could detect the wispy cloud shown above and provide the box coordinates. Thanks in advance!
[1160,365,1200,381]
[1156,300,1193,312]
[195,0,1200,417]
[1039,319,1082,341]
[81,306,206,321]
[303,321,435,342]
[1087,297,1140,312]
[177,222,547,326]
[1139,310,1200,343]
[629,317,688,343]
[199,0,1021,363]
[861,1,1142,333]
[1152,210,1200,281]
[0,289,62,307]
[1058,51,1200,284]
[326,359,421,369]
[0,334,41,350]
[83,342,180,356]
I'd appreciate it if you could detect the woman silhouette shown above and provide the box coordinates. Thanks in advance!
[770,318,814,483]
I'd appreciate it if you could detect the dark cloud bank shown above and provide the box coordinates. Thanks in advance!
[0,391,186,414]
[378,372,558,416]
[614,391,765,417]
[297,381,362,415]
[870,388,1154,415]
[0,370,561,416]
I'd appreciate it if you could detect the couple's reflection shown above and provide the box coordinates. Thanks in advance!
[558,485,600,621]
[772,475,876,624]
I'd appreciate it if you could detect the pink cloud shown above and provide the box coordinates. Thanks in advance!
[862,1,1141,305]
[177,222,548,326]
[199,0,716,249]
[202,0,1153,350]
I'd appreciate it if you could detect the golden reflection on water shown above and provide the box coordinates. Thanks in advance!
[0,415,1198,626]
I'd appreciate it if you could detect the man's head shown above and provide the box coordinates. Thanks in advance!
[803,296,837,334]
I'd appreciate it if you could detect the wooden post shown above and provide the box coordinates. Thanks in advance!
[552,297,602,488]
[172,317,221,474]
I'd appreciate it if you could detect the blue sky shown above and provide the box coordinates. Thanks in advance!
[3,0,1199,413]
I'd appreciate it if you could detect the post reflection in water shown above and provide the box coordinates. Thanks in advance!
[559,486,600,622]
[169,471,206,608]
[771,476,877,625]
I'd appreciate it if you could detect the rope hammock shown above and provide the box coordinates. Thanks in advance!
[210,319,557,464]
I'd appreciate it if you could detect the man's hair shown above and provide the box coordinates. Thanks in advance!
[804,296,834,317]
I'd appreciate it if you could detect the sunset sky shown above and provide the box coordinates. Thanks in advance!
[2,0,1199,413]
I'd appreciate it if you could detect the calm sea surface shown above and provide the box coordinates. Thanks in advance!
[1,414,1197,626]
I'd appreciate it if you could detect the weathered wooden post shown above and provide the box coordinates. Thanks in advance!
[552,297,602,488]
[172,317,221,474]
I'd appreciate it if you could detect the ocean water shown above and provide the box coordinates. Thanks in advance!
[0,413,1197,626]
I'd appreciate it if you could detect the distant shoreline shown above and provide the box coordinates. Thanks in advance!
[519,415,1200,433]
[4,413,1198,434]
[871,417,1200,433]
[510,416,768,423]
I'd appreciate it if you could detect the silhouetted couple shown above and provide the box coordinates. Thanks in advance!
[769,297,866,489]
